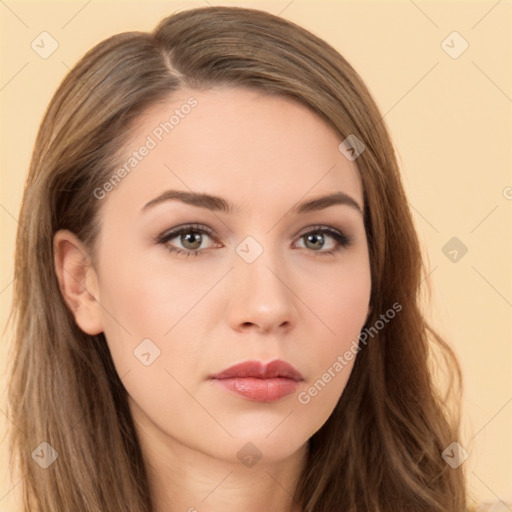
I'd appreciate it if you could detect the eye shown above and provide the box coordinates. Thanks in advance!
[155,223,353,258]
[157,224,220,258]
[294,225,353,256]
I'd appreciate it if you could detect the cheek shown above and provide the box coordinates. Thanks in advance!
[97,223,200,331]
[296,256,371,410]
[94,249,182,375]
[304,251,371,338]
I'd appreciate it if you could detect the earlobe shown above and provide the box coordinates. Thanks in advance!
[53,229,104,335]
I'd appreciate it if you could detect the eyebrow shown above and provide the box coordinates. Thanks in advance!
[141,189,363,216]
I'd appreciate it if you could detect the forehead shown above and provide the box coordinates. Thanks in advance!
[103,86,364,217]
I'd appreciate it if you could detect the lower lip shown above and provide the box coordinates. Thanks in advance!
[212,377,301,402]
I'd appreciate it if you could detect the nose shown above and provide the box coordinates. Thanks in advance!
[227,243,298,335]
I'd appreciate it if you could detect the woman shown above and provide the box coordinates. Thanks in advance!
[7,5,470,511]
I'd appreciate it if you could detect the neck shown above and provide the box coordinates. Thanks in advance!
[132,403,308,512]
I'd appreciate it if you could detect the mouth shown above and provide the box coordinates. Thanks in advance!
[209,360,304,402]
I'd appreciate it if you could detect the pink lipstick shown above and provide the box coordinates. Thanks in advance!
[210,360,303,402]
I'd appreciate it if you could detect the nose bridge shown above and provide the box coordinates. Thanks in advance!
[228,233,297,332]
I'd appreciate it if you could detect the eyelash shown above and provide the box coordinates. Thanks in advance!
[156,223,353,258]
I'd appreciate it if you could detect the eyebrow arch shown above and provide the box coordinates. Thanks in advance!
[141,189,363,215]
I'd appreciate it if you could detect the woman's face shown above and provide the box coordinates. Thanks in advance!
[77,86,371,465]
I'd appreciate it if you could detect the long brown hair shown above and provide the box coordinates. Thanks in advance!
[7,6,468,511]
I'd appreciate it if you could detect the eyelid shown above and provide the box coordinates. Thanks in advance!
[156,223,217,242]
[295,224,341,238]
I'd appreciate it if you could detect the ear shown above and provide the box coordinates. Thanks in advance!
[53,229,103,335]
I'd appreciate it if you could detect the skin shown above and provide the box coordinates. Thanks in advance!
[54,86,372,512]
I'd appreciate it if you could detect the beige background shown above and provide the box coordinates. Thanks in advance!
[1,0,511,510]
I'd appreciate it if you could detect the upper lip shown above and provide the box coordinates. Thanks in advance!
[211,360,304,381]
